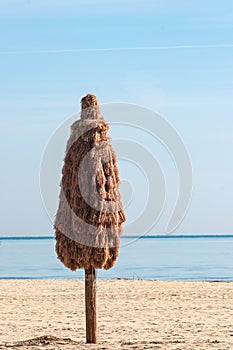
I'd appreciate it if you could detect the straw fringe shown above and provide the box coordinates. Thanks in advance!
[54,96,126,271]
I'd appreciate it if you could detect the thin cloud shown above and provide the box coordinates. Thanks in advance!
[1,44,233,55]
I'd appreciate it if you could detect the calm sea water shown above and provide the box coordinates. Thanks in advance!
[0,236,232,281]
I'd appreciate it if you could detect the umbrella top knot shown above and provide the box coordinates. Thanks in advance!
[80,94,100,120]
[81,94,98,109]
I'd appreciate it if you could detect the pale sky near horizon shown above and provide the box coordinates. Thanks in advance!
[0,0,233,236]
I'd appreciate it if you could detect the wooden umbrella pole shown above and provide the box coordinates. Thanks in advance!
[85,266,97,343]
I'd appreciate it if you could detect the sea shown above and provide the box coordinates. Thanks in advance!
[0,236,232,281]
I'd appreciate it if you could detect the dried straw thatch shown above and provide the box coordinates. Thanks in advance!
[54,94,126,271]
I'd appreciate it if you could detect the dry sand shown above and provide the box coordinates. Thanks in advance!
[0,280,233,349]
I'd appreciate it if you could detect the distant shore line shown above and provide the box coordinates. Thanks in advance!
[1,277,233,282]
[1,234,233,240]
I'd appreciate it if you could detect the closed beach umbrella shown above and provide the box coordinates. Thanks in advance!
[54,94,126,343]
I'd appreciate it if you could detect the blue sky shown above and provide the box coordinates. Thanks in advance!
[0,0,233,236]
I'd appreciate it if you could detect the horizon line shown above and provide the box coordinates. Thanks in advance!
[1,234,233,240]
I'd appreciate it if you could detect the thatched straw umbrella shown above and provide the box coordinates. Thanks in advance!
[54,94,126,343]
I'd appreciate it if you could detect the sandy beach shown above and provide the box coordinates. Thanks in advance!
[0,280,233,349]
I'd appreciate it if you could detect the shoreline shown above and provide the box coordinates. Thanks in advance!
[0,277,233,282]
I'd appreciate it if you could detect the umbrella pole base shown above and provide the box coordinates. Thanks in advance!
[85,266,97,344]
